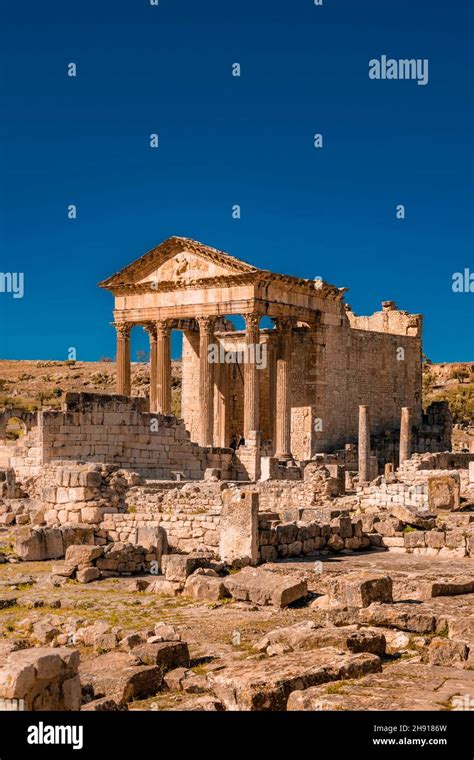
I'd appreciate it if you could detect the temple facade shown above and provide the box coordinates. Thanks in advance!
[99,236,424,469]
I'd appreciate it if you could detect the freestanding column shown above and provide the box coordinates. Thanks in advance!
[115,322,131,396]
[197,316,215,447]
[275,318,293,460]
[399,407,412,466]
[243,313,260,437]
[144,324,157,411]
[156,320,171,414]
[358,404,371,484]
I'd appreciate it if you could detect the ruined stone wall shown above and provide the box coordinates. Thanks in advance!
[182,310,423,463]
[258,513,370,562]
[305,319,422,459]
[0,393,233,483]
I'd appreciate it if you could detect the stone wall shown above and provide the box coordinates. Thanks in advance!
[180,302,423,461]
[98,511,221,554]
[258,513,371,562]
[0,393,233,483]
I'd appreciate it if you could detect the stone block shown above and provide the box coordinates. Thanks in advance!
[183,570,231,602]
[208,650,381,711]
[0,647,80,710]
[223,567,307,608]
[65,544,104,568]
[76,567,100,583]
[403,531,426,549]
[162,553,212,583]
[15,527,64,561]
[428,474,460,511]
[219,489,258,564]
[79,652,162,704]
[329,573,393,608]
[132,642,190,670]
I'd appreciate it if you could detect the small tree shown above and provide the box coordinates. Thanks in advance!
[451,366,470,384]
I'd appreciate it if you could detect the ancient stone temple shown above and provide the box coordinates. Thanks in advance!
[99,236,425,472]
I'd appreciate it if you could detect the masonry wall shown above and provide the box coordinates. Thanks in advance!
[0,393,233,482]
[181,305,423,462]
[302,319,422,459]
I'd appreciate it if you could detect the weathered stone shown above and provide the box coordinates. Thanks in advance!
[65,544,104,568]
[162,553,212,583]
[359,603,436,633]
[428,474,461,511]
[430,579,474,598]
[0,647,80,710]
[255,622,385,657]
[329,573,393,608]
[426,638,468,668]
[51,561,76,577]
[208,649,381,711]
[76,567,100,584]
[183,570,231,602]
[403,531,426,549]
[223,567,307,608]
[146,578,183,596]
[15,527,64,561]
[79,652,162,704]
[219,489,259,564]
[132,641,190,670]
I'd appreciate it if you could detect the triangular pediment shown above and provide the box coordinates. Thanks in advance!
[99,236,258,289]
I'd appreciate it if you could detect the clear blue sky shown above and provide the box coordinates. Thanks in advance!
[0,0,472,363]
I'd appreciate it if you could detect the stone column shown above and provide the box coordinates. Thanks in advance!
[215,360,230,448]
[156,320,171,415]
[144,324,157,411]
[358,404,371,484]
[115,322,131,396]
[399,407,412,466]
[197,316,215,447]
[243,313,260,438]
[275,318,294,460]
[268,343,277,450]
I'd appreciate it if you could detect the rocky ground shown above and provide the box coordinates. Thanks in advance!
[1,530,474,712]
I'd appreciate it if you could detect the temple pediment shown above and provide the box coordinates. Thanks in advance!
[99,236,258,290]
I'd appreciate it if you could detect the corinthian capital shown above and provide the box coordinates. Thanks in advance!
[155,319,171,337]
[244,312,260,331]
[196,315,216,335]
[114,321,132,338]
[143,322,157,340]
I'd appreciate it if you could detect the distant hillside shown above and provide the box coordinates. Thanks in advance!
[0,359,182,417]
[423,361,474,450]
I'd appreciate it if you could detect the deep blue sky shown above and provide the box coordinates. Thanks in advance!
[0,0,472,362]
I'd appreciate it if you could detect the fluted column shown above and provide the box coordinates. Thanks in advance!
[155,320,171,414]
[399,407,412,466]
[275,318,294,460]
[358,404,371,484]
[144,324,157,411]
[197,316,215,447]
[243,313,260,437]
[115,322,131,396]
